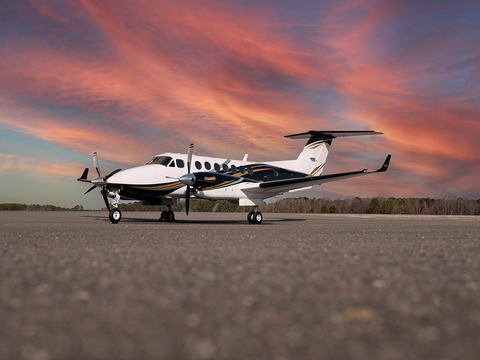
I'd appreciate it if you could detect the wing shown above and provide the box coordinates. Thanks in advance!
[241,155,391,198]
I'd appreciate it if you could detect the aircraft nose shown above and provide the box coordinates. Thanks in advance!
[106,171,123,184]
[106,165,163,185]
[106,168,136,184]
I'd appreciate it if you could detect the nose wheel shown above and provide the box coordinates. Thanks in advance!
[248,210,263,224]
[106,189,122,224]
[109,208,122,224]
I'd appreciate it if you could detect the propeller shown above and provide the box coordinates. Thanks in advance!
[93,152,101,177]
[179,144,195,215]
[81,153,122,211]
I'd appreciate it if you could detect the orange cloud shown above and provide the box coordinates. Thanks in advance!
[1,0,479,199]
[0,153,82,181]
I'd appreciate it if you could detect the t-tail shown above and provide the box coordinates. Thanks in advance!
[285,130,383,176]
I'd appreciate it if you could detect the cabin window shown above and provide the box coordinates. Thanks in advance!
[239,166,245,174]
[222,164,229,173]
[205,162,212,170]
[214,163,220,172]
[247,167,253,175]
[231,165,237,173]
[176,159,185,168]
[195,161,202,170]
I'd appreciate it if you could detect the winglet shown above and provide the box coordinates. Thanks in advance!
[377,154,391,172]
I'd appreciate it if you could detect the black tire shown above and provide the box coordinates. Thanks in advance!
[109,208,122,224]
[159,210,167,221]
[165,210,175,222]
[253,212,263,224]
[247,211,255,224]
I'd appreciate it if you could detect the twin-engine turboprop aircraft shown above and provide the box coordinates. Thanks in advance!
[78,131,391,224]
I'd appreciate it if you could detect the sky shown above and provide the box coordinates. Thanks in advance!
[0,0,479,209]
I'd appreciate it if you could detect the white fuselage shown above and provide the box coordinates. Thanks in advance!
[106,152,303,206]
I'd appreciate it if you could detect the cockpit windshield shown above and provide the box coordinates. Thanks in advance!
[146,156,172,166]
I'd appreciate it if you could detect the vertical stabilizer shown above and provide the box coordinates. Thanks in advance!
[285,131,383,176]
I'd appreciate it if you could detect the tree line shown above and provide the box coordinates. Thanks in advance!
[117,196,480,215]
[259,196,480,215]
[2,196,479,215]
[0,204,85,211]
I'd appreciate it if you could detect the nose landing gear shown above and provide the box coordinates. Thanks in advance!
[108,189,122,224]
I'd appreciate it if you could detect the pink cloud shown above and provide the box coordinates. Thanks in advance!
[0,153,82,181]
[0,0,479,199]
[312,1,480,196]
[1,1,328,162]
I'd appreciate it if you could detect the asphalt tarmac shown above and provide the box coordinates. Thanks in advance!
[1,211,480,360]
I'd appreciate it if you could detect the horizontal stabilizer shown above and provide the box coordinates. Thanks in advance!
[285,130,383,146]
[285,130,382,139]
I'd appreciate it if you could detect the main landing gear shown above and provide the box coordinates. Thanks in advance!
[159,205,176,222]
[247,208,263,224]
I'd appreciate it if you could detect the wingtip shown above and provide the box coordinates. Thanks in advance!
[378,154,391,172]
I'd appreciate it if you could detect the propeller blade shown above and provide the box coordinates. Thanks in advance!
[101,188,111,211]
[185,185,190,216]
[93,152,101,177]
[187,143,194,174]
[84,185,96,195]
[185,143,194,216]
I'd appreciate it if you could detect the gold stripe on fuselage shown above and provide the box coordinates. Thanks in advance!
[130,181,182,190]
[202,180,235,190]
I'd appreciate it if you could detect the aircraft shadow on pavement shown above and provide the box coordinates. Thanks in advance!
[81,215,305,224]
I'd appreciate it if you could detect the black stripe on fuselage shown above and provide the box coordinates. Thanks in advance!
[231,164,307,182]
[108,181,184,199]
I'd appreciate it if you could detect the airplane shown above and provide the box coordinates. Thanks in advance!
[78,130,391,224]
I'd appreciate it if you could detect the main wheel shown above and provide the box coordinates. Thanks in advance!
[253,211,263,224]
[159,210,167,221]
[247,211,255,224]
[109,208,122,224]
[165,210,175,222]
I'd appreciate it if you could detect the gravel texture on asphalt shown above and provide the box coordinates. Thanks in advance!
[1,211,480,360]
